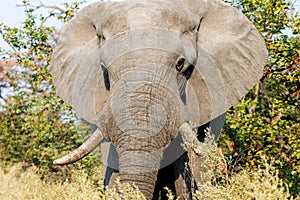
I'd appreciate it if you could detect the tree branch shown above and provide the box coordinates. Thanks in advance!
[17,0,65,13]
[35,0,65,13]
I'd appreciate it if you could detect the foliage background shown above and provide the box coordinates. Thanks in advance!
[0,0,299,198]
[0,1,102,181]
[221,0,300,196]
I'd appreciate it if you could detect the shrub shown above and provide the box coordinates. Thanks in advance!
[220,0,300,196]
[187,132,296,200]
[0,0,101,181]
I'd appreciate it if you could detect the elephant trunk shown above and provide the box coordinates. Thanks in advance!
[98,64,185,199]
[118,150,162,199]
[113,116,173,200]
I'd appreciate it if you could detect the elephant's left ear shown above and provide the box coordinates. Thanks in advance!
[183,0,268,125]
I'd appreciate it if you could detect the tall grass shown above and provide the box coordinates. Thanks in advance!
[0,132,298,200]
[185,133,297,200]
[0,164,144,200]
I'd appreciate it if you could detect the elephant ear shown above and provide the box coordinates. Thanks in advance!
[183,0,268,125]
[49,2,112,124]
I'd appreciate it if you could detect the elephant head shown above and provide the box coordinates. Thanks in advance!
[50,0,267,199]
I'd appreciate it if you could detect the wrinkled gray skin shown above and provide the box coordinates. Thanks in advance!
[50,0,267,199]
[99,114,226,199]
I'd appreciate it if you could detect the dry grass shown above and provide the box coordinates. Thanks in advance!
[0,164,101,200]
[185,132,299,200]
[0,133,298,200]
[0,164,144,200]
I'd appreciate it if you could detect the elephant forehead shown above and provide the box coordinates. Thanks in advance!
[100,0,195,37]
[99,28,197,67]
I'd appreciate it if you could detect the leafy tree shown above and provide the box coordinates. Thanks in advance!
[0,1,101,180]
[220,0,300,197]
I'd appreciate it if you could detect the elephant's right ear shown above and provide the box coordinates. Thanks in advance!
[182,0,268,125]
[49,2,112,124]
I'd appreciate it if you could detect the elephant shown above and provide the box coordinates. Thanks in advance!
[49,0,267,199]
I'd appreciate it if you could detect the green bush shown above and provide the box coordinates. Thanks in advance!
[220,0,300,197]
[185,133,296,200]
[0,0,101,180]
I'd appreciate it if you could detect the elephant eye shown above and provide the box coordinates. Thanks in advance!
[101,65,110,91]
[175,56,194,80]
[176,57,185,72]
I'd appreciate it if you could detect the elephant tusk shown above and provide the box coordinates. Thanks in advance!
[53,128,104,165]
